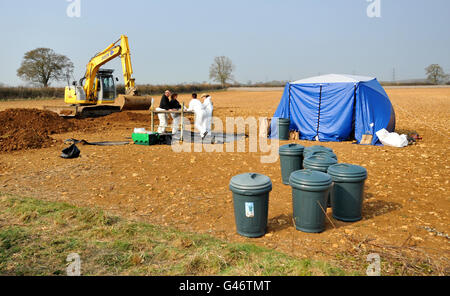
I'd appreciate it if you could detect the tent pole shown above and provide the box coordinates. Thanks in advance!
[352,84,357,140]
[288,83,291,120]
[316,85,322,139]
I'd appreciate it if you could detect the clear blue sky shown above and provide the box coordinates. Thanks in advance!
[0,0,449,86]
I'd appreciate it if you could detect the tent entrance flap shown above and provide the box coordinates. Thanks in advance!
[316,83,356,141]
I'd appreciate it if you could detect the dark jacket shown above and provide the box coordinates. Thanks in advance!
[159,94,171,110]
[169,99,181,110]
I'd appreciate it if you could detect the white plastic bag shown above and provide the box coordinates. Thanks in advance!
[133,128,148,134]
[376,129,408,148]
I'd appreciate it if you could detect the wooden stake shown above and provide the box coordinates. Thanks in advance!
[317,200,336,229]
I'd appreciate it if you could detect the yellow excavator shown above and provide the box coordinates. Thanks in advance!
[45,35,152,117]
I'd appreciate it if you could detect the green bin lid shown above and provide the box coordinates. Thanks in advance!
[304,155,338,169]
[289,169,332,189]
[279,143,305,156]
[304,145,333,153]
[230,173,272,193]
[327,164,368,180]
[304,150,338,160]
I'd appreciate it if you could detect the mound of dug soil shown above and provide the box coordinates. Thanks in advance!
[0,109,77,152]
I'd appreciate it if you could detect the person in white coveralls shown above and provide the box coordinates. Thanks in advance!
[201,93,214,134]
[187,93,208,139]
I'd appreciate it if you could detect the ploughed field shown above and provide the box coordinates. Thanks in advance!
[0,88,449,275]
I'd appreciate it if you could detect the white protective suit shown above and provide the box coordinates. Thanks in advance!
[203,96,214,133]
[156,108,168,133]
[170,113,181,135]
[156,110,181,134]
[188,99,207,136]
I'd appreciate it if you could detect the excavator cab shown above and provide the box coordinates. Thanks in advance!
[65,69,117,105]
[96,69,117,104]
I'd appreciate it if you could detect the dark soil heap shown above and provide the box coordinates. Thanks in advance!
[0,109,156,152]
[0,109,76,152]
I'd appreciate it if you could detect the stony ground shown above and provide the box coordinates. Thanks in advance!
[0,88,449,275]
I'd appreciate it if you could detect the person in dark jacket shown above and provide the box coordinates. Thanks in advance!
[156,90,171,133]
[159,90,171,109]
[169,93,181,110]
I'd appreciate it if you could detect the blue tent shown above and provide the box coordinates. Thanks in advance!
[271,74,396,145]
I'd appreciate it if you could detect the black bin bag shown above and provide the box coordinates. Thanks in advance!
[61,144,80,159]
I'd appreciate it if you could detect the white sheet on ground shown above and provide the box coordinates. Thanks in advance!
[376,129,408,148]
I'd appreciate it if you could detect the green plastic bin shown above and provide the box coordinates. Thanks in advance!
[303,155,338,207]
[304,145,334,154]
[327,164,368,222]
[278,118,290,140]
[303,155,338,173]
[229,173,272,238]
[279,144,305,185]
[304,150,338,160]
[289,170,332,233]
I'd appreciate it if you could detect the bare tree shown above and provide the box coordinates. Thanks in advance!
[425,64,447,85]
[17,48,74,87]
[209,56,235,88]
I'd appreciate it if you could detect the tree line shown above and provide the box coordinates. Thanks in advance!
[0,84,224,101]
[14,48,236,88]
[7,47,450,88]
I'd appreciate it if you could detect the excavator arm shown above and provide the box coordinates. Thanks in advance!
[119,35,136,94]
[83,35,136,100]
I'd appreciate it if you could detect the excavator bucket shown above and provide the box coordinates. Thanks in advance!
[115,95,153,111]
